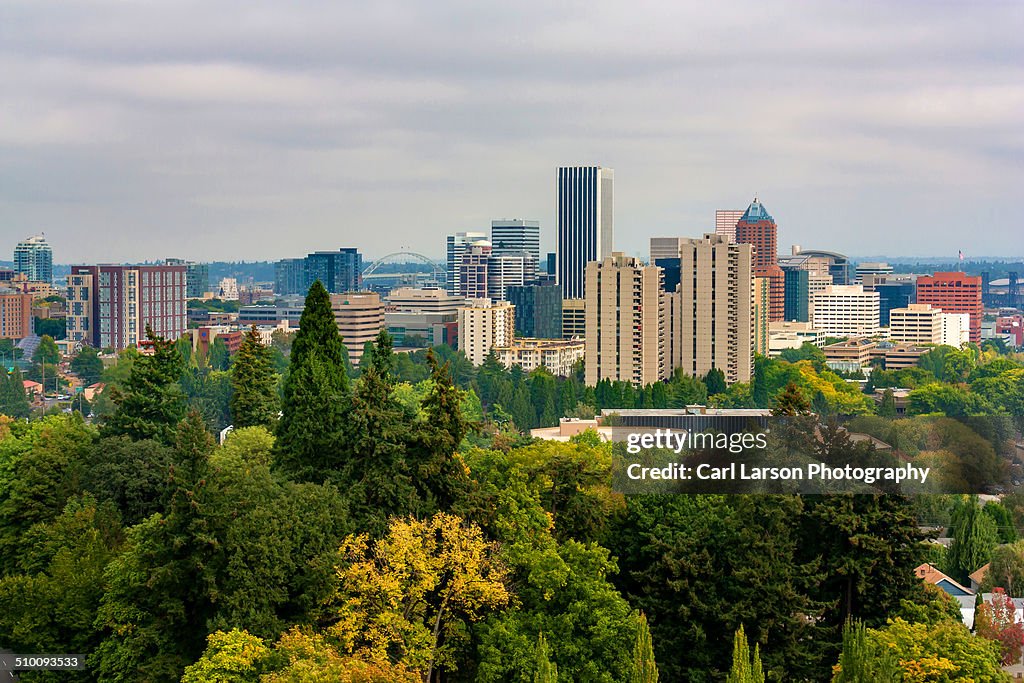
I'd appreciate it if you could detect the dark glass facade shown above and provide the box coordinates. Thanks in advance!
[507,284,562,339]
[876,281,915,326]
[783,268,809,322]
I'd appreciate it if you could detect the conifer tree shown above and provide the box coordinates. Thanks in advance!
[772,381,810,416]
[534,632,558,683]
[274,281,351,481]
[230,324,279,430]
[631,612,659,683]
[833,620,899,682]
[726,626,764,683]
[0,367,31,419]
[101,327,186,444]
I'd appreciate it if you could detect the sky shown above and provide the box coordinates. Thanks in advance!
[1,0,1022,264]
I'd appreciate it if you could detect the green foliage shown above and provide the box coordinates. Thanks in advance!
[181,629,269,683]
[230,325,279,430]
[987,541,1024,597]
[101,328,187,444]
[832,619,898,683]
[984,501,1017,544]
[534,632,558,683]
[32,334,61,366]
[631,612,658,683]
[34,317,66,340]
[947,496,999,582]
[274,280,351,482]
[70,345,104,385]
[726,625,764,683]
[703,367,727,396]
[0,367,31,418]
[867,617,1006,682]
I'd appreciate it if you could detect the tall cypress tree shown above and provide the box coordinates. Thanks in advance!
[0,368,31,419]
[230,324,279,430]
[274,281,351,482]
[534,632,558,683]
[631,612,659,683]
[101,327,186,444]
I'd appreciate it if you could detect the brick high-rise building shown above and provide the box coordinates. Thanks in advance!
[0,289,33,339]
[915,272,983,343]
[734,198,784,322]
[67,264,188,350]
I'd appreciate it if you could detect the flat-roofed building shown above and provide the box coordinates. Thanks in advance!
[941,313,971,348]
[916,272,982,343]
[331,292,385,362]
[494,338,585,377]
[768,321,825,356]
[811,285,880,338]
[823,337,876,369]
[0,289,32,339]
[562,298,586,340]
[889,303,943,345]
[585,253,666,386]
[457,298,515,366]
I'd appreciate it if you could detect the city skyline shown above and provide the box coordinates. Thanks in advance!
[2,1,1021,263]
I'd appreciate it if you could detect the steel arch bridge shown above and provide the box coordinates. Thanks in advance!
[362,251,445,282]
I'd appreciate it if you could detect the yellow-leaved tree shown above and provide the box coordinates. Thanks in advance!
[329,512,510,681]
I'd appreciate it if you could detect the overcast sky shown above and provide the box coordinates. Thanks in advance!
[1,0,1022,264]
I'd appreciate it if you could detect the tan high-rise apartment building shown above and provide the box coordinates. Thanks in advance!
[562,298,586,339]
[584,253,666,386]
[457,298,515,366]
[667,234,754,384]
[331,292,385,362]
[810,285,880,338]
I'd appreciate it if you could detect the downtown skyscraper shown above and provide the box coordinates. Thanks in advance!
[556,166,613,299]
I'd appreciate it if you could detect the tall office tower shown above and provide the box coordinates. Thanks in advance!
[165,259,210,298]
[457,298,516,366]
[0,289,33,339]
[447,231,488,295]
[734,198,784,321]
[810,285,880,338]
[273,258,306,296]
[487,252,532,301]
[667,235,754,384]
[715,210,744,243]
[458,243,491,299]
[305,248,362,294]
[506,284,562,338]
[784,269,810,322]
[876,280,916,326]
[556,165,614,299]
[491,219,540,267]
[915,272,983,343]
[13,235,53,283]
[584,253,665,386]
[66,264,188,350]
[330,292,384,362]
[941,313,970,348]
[888,304,943,344]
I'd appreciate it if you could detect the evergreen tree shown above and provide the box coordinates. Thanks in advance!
[101,327,186,444]
[70,344,104,385]
[534,632,558,683]
[703,367,727,396]
[274,280,351,482]
[833,620,899,682]
[0,368,31,418]
[726,625,764,683]
[772,381,810,416]
[32,334,60,366]
[631,612,659,683]
[230,325,279,430]
[947,496,999,582]
[878,388,897,417]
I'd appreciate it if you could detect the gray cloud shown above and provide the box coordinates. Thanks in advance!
[0,0,1021,264]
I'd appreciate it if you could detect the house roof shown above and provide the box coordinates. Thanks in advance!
[915,563,974,597]
[22,380,41,389]
[969,563,990,585]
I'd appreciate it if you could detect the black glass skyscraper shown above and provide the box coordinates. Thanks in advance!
[556,166,613,299]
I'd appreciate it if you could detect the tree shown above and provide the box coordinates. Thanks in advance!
[230,325,279,430]
[33,335,61,366]
[208,336,231,371]
[330,513,509,680]
[534,633,558,683]
[703,368,727,396]
[70,345,104,385]
[832,620,898,683]
[975,589,1024,666]
[631,612,658,683]
[726,625,764,683]
[989,541,1024,597]
[947,496,999,582]
[878,388,897,418]
[868,617,1005,681]
[772,381,810,416]
[274,280,351,482]
[984,501,1017,544]
[181,629,269,683]
[100,327,186,444]
[0,367,31,418]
